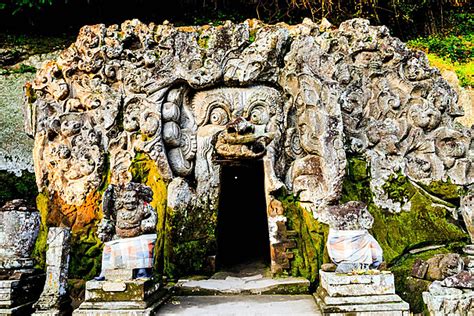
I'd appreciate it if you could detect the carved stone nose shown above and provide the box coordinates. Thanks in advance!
[226,117,255,135]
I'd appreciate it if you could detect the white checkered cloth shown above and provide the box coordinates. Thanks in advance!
[101,234,157,271]
[327,229,383,266]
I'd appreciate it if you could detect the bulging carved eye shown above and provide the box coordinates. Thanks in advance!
[249,105,269,125]
[209,107,229,125]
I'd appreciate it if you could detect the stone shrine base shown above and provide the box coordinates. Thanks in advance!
[73,279,167,316]
[314,270,409,316]
[0,271,45,316]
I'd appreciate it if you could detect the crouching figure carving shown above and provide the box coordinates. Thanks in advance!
[321,201,383,273]
[96,182,157,280]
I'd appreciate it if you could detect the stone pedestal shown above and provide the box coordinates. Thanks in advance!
[0,271,45,316]
[73,279,166,315]
[314,271,409,315]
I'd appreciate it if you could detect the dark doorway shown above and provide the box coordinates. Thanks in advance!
[216,161,270,270]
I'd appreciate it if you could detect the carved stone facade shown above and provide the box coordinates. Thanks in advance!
[25,18,473,276]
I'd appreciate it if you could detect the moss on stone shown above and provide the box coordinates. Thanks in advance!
[381,173,416,205]
[390,243,465,313]
[419,178,465,203]
[163,204,217,279]
[31,190,49,269]
[341,155,469,311]
[129,152,168,278]
[279,193,329,286]
[197,35,210,49]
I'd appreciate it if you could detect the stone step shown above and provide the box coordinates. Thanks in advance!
[157,295,322,315]
[85,280,160,302]
[175,276,310,295]
[315,287,403,306]
[314,293,409,315]
[320,271,395,296]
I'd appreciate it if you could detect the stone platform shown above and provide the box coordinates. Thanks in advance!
[73,279,167,316]
[314,271,409,316]
[175,274,310,295]
[0,272,45,316]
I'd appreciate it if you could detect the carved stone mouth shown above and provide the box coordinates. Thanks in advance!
[215,131,273,159]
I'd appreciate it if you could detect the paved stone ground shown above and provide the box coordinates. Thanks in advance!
[157,295,322,315]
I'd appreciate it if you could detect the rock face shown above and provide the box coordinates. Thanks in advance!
[24,18,473,278]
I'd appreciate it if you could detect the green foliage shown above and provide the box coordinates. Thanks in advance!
[0,0,54,14]
[0,170,37,206]
[0,64,36,75]
[408,33,473,64]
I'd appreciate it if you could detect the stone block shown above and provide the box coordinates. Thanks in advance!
[74,280,165,315]
[319,271,395,296]
[103,269,133,281]
[33,227,71,315]
[0,273,44,309]
[316,287,402,305]
[0,301,36,316]
[411,259,428,279]
[316,297,409,314]
[85,280,160,302]
[315,271,409,315]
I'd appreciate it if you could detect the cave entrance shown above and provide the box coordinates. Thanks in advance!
[216,160,271,272]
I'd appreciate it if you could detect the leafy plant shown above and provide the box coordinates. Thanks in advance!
[408,34,473,64]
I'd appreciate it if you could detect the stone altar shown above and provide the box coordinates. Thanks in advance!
[314,270,409,315]
[0,199,44,316]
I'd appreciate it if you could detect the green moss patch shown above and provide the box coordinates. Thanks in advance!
[130,152,169,278]
[390,243,465,313]
[279,194,329,286]
[341,155,468,312]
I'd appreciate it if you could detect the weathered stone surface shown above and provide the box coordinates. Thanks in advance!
[319,271,395,296]
[0,200,40,270]
[176,274,310,295]
[411,259,429,279]
[316,271,409,315]
[423,280,474,316]
[33,227,71,314]
[85,280,159,302]
[74,280,165,315]
[425,253,464,281]
[157,295,322,316]
[24,17,473,279]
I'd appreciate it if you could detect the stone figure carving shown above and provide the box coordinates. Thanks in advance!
[25,17,473,275]
[320,201,383,273]
[96,182,157,280]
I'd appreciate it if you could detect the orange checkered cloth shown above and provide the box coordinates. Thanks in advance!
[101,234,156,271]
[327,229,383,266]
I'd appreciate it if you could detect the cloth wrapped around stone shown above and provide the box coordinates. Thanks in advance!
[100,234,156,271]
[327,229,383,267]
